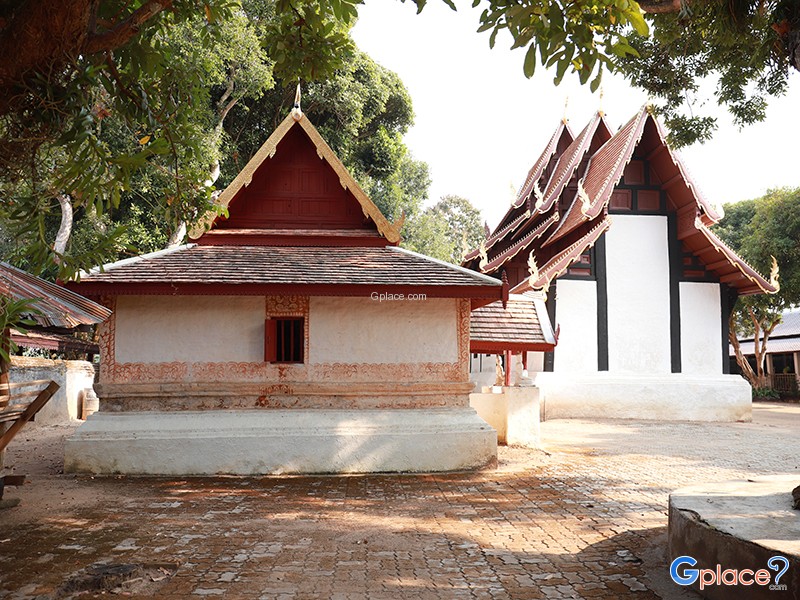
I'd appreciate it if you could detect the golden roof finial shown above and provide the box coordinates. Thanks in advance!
[598,86,605,117]
[562,96,569,124]
[578,179,592,215]
[291,83,303,121]
[533,180,544,211]
[478,240,488,271]
[527,252,540,288]
[769,255,781,293]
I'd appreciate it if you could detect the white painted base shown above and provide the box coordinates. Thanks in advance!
[469,386,539,447]
[534,373,751,422]
[64,408,498,475]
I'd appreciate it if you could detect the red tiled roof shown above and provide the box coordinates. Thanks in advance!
[694,220,778,295]
[470,293,555,352]
[480,212,559,273]
[465,121,574,262]
[512,218,611,293]
[0,261,111,329]
[544,110,646,247]
[69,245,502,297]
[539,112,611,215]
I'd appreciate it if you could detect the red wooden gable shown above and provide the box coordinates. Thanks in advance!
[217,127,373,232]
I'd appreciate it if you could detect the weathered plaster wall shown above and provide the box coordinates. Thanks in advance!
[10,357,95,424]
[308,297,458,364]
[115,296,264,363]
[605,215,671,373]
[553,279,598,373]
[679,282,722,375]
[96,295,471,411]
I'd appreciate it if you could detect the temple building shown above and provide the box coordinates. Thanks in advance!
[464,106,778,421]
[65,106,504,475]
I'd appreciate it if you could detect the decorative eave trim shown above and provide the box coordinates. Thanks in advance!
[695,219,778,295]
[187,113,401,243]
[472,120,574,261]
[512,216,612,293]
[480,212,559,274]
[544,110,647,247]
[649,115,723,224]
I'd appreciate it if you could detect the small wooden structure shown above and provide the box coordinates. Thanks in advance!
[0,261,110,504]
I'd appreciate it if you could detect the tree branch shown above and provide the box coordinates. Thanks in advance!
[84,0,174,54]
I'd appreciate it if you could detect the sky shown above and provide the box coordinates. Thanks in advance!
[351,1,800,229]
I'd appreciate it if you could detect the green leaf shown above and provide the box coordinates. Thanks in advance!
[523,43,537,78]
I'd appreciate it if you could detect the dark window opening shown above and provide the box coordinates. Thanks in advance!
[265,318,304,363]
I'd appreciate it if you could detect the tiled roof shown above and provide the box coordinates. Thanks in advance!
[0,261,111,329]
[465,121,573,262]
[470,293,555,351]
[71,245,502,292]
[480,213,559,273]
[539,113,610,215]
[512,218,611,293]
[738,310,800,344]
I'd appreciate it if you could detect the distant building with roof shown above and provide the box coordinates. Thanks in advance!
[731,309,800,394]
[464,106,777,421]
[64,106,505,475]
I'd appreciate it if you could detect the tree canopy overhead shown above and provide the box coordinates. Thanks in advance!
[1,0,798,279]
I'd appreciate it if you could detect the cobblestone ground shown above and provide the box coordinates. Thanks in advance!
[0,403,798,599]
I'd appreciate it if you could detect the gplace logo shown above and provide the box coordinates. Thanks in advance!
[670,555,790,591]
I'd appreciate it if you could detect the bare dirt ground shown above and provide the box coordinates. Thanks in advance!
[0,403,797,599]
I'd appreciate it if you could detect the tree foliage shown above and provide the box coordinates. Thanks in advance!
[621,1,799,146]
[402,195,484,264]
[717,187,800,387]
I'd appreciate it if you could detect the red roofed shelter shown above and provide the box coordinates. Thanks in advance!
[65,108,503,475]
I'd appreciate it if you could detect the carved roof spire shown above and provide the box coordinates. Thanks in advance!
[291,83,303,121]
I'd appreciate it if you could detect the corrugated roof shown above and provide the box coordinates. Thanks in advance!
[731,337,800,356]
[71,245,501,291]
[0,261,111,329]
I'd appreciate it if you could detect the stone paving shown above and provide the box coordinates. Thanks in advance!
[0,402,798,599]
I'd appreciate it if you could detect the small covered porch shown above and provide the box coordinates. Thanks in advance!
[469,293,556,447]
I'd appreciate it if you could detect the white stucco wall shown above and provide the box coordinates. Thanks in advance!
[553,279,598,373]
[309,297,458,364]
[605,215,671,373]
[115,296,265,363]
[680,282,722,375]
[10,357,95,424]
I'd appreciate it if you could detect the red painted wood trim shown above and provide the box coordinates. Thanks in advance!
[197,234,392,247]
[470,341,555,353]
[67,281,504,300]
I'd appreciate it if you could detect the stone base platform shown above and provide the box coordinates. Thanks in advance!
[669,476,800,599]
[534,373,751,422]
[64,408,497,475]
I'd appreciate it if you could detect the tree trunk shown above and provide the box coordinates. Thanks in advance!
[729,313,757,387]
[53,193,74,264]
